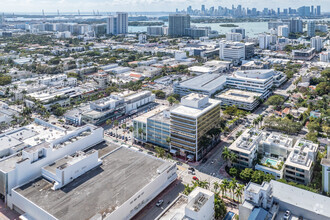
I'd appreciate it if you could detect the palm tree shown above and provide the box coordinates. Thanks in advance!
[229,153,237,167]
[213,182,220,193]
[235,184,244,203]
[222,179,230,198]
[229,178,237,201]
[220,183,226,197]
[222,147,231,165]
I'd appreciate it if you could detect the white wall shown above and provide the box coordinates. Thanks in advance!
[106,162,177,220]
[6,126,104,208]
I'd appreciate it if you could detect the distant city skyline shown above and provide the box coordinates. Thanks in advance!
[0,0,329,13]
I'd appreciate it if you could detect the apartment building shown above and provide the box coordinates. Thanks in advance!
[284,139,318,185]
[255,133,294,179]
[229,128,263,168]
[170,93,221,161]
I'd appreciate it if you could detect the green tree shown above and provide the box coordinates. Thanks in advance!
[106,119,112,125]
[214,194,227,219]
[229,167,238,177]
[167,96,176,106]
[114,120,119,127]
[240,168,254,182]
[265,95,285,107]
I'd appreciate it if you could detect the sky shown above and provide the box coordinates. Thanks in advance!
[0,0,329,13]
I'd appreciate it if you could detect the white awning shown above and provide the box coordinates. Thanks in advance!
[170,149,177,154]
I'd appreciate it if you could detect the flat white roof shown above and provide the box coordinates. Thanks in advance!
[170,98,220,119]
[216,89,262,103]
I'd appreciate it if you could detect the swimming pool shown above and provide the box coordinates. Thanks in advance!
[265,158,278,166]
[224,211,235,220]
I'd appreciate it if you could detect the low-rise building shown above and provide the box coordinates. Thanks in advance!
[226,69,286,98]
[240,180,330,220]
[188,60,230,75]
[0,119,104,204]
[173,74,226,97]
[10,145,177,220]
[292,48,315,60]
[284,139,318,185]
[156,187,215,220]
[215,89,262,111]
[229,128,263,168]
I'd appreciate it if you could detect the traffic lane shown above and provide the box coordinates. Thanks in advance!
[132,180,185,220]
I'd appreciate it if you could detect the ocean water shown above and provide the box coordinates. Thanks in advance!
[128,21,269,37]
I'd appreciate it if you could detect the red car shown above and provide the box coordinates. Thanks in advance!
[193,176,199,181]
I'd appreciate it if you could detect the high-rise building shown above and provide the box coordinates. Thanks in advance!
[147,26,164,36]
[168,14,190,37]
[307,20,316,37]
[298,6,311,17]
[288,18,303,33]
[170,93,221,161]
[226,32,243,41]
[317,5,321,16]
[311,36,323,52]
[106,12,128,35]
[259,34,271,49]
[311,6,314,15]
[116,12,128,34]
[278,25,289,38]
[231,28,246,39]
[201,5,205,14]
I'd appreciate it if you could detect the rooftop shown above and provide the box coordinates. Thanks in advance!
[271,180,330,218]
[216,89,262,103]
[229,128,262,154]
[134,105,169,124]
[170,97,220,119]
[14,146,171,220]
[176,74,226,93]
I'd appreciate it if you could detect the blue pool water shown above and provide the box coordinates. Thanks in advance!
[224,211,235,220]
[266,158,278,166]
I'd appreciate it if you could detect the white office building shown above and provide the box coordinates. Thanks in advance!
[219,40,245,62]
[226,69,286,98]
[215,89,262,111]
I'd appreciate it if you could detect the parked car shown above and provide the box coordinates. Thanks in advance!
[192,176,199,181]
[156,200,163,207]
[188,167,195,171]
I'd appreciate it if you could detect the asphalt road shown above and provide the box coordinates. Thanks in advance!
[132,180,185,220]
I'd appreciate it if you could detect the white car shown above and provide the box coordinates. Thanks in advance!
[156,199,164,207]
